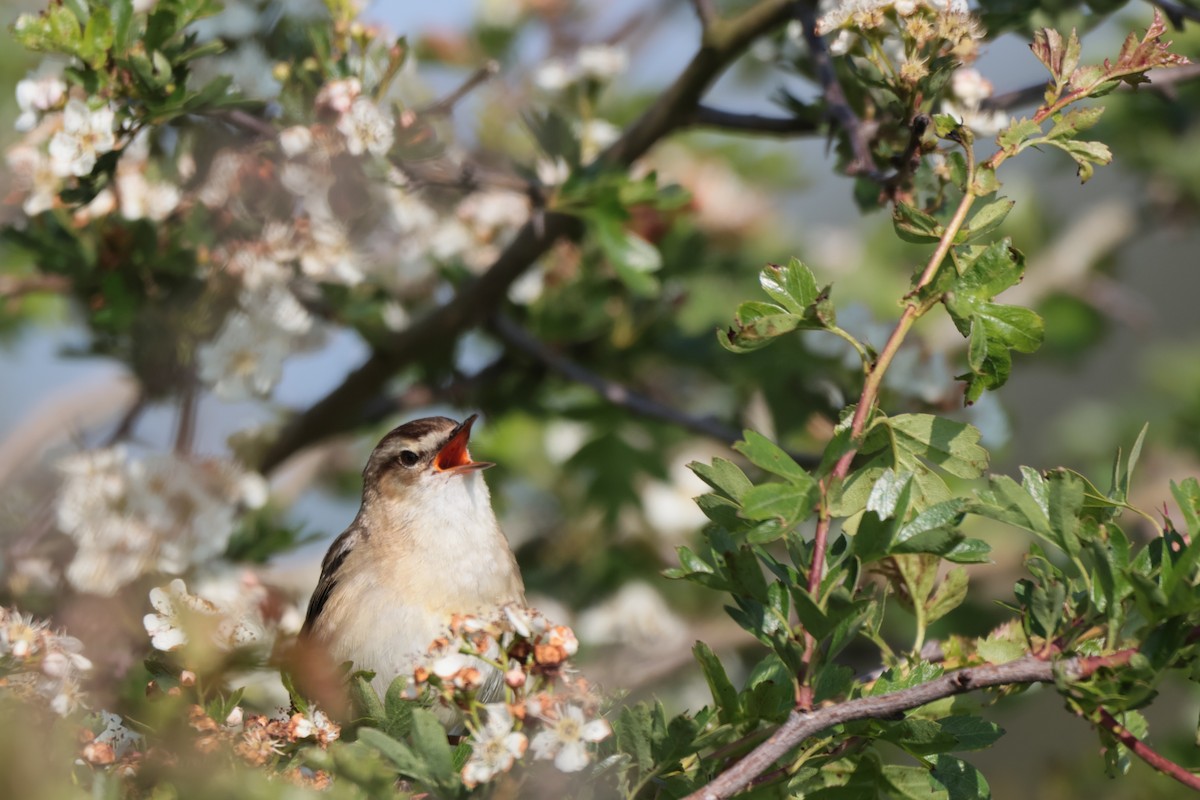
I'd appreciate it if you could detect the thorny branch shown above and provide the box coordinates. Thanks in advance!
[684,651,1139,800]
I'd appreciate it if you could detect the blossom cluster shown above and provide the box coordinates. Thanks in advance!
[406,605,611,786]
[0,606,92,716]
[816,0,983,68]
[186,702,340,768]
[55,448,268,595]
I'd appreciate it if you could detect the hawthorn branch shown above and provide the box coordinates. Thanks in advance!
[685,652,1133,800]
[690,105,821,136]
[490,314,819,466]
[1148,0,1200,29]
[259,0,800,473]
[983,63,1200,111]
[417,60,500,116]
[1095,708,1200,791]
[794,1,880,178]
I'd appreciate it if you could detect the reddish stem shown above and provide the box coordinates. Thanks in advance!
[1096,708,1200,791]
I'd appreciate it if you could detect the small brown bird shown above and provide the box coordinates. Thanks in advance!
[299,415,525,706]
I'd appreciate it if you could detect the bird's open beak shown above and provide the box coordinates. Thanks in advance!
[434,414,494,474]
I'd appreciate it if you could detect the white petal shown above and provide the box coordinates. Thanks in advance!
[553,741,590,773]
[530,730,557,760]
[581,718,612,743]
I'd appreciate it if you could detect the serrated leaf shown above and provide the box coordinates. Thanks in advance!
[740,482,812,526]
[866,468,914,520]
[1046,106,1105,140]
[996,117,1041,152]
[357,728,431,784]
[1046,469,1084,557]
[735,430,813,484]
[1170,477,1200,537]
[890,415,989,479]
[694,642,739,724]
[690,458,753,503]
[893,202,943,243]
[959,198,1013,243]
[926,567,969,622]
[930,755,990,799]
[408,708,455,787]
[760,258,819,314]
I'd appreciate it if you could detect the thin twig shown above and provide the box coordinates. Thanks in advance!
[983,62,1200,111]
[489,314,819,467]
[690,0,717,30]
[794,1,880,179]
[690,105,821,136]
[259,0,801,473]
[1095,708,1200,791]
[417,61,500,116]
[684,651,1135,800]
[173,375,198,456]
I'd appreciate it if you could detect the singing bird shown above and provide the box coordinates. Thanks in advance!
[299,415,525,705]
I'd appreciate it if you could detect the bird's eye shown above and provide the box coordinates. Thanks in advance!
[398,450,420,468]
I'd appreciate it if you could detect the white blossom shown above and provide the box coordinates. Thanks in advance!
[576,44,628,81]
[942,67,1009,135]
[48,99,117,177]
[530,704,611,772]
[5,144,61,216]
[315,77,362,115]
[197,311,293,400]
[15,73,66,131]
[56,449,264,594]
[337,97,394,157]
[534,59,576,91]
[143,579,219,650]
[0,607,93,716]
[461,705,527,787]
[279,125,313,158]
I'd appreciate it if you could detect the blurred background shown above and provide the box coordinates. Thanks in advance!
[2,0,1200,796]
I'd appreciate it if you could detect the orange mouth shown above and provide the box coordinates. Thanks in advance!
[434,414,494,474]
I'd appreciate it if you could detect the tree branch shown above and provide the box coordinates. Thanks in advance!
[684,652,1129,800]
[489,314,819,466]
[793,1,880,179]
[417,60,500,116]
[983,63,1200,111]
[689,105,821,136]
[0,274,70,299]
[1095,707,1200,791]
[259,0,800,474]
[1148,0,1200,29]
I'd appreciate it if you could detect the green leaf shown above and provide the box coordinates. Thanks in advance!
[890,414,989,479]
[759,258,819,314]
[593,219,661,296]
[926,567,969,622]
[408,708,456,788]
[893,202,943,243]
[996,117,1041,153]
[356,728,431,784]
[930,755,991,799]
[1050,139,1113,183]
[112,0,134,54]
[959,198,1013,243]
[694,642,739,724]
[1170,477,1200,537]
[690,458,753,503]
[1046,106,1105,140]
[943,240,1043,401]
[866,468,914,520]
[741,482,818,524]
[735,430,813,484]
[350,672,384,723]
[1046,469,1084,557]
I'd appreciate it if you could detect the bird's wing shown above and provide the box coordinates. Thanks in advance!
[301,525,362,637]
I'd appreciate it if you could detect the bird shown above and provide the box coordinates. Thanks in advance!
[297,414,525,712]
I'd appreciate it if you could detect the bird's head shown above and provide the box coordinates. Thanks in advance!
[362,414,494,501]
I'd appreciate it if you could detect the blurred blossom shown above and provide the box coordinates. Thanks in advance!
[144,576,271,652]
[278,126,313,158]
[534,43,628,91]
[579,118,620,162]
[198,310,297,400]
[543,420,590,463]
[15,73,66,132]
[576,582,688,652]
[530,703,612,772]
[315,78,362,116]
[576,45,629,81]
[942,67,1009,135]
[56,448,266,594]
[477,0,524,28]
[536,155,571,186]
[5,144,61,216]
[48,99,117,177]
[337,97,395,157]
[462,704,527,787]
[0,607,92,715]
[652,145,771,237]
